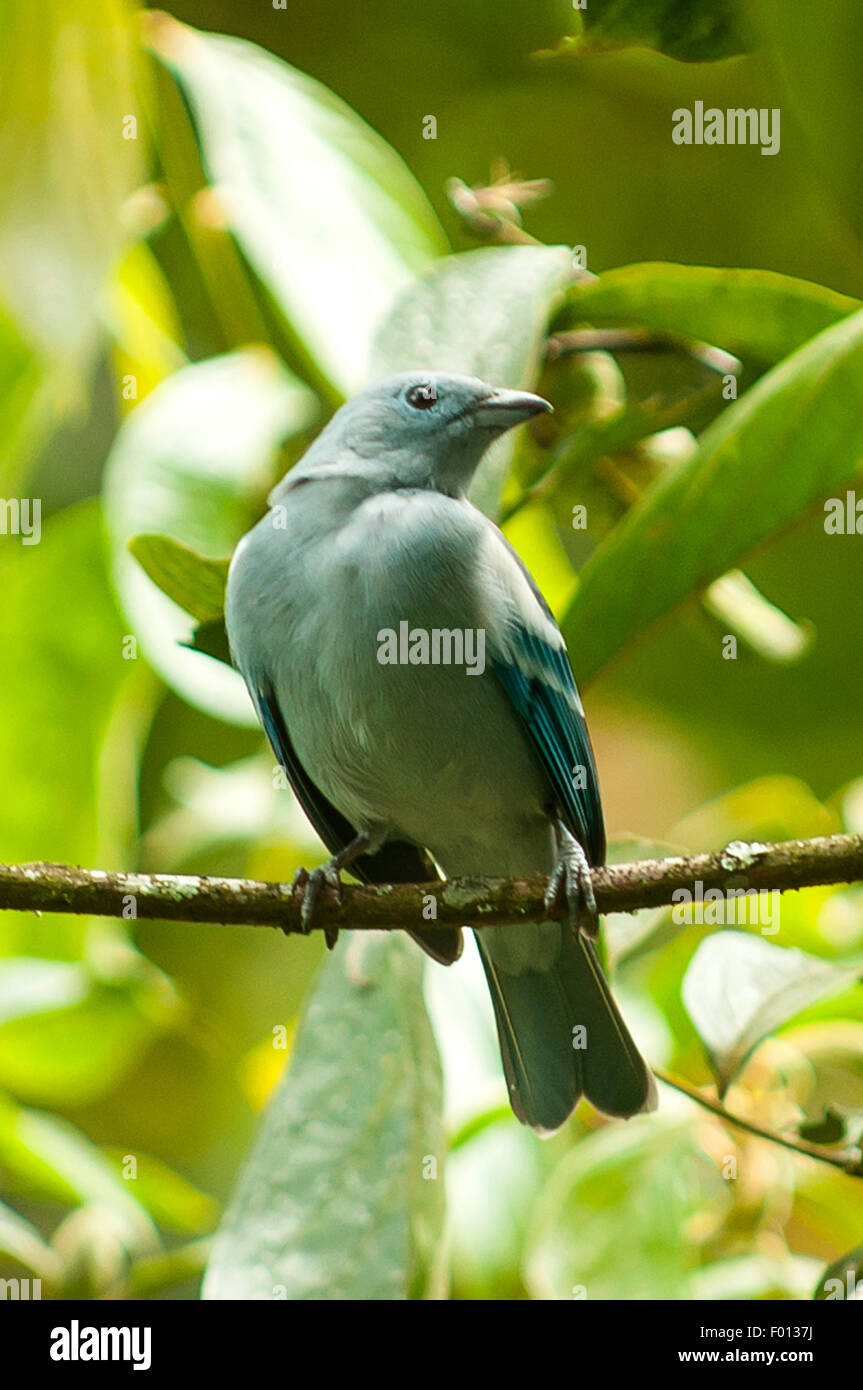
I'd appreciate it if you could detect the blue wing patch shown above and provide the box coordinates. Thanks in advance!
[493,628,606,866]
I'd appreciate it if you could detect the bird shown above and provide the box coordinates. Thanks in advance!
[224,370,657,1132]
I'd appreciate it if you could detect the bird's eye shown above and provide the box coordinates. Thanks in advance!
[405,382,438,410]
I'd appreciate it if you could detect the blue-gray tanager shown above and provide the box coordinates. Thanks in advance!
[225,371,656,1132]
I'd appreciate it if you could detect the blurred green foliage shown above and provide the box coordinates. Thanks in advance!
[1,0,863,1302]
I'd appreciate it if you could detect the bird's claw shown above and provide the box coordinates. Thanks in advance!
[544,825,598,939]
[291,862,342,949]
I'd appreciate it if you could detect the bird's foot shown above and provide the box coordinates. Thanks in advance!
[544,822,598,939]
[291,862,342,950]
[289,832,373,951]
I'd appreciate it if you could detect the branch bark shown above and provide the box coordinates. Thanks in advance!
[1,832,862,933]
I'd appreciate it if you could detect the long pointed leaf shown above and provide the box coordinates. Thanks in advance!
[204,933,445,1301]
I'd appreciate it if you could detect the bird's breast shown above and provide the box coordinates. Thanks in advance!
[226,489,551,870]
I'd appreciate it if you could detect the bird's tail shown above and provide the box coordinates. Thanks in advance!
[475,922,656,1133]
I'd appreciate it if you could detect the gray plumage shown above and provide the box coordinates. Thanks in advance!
[225,371,656,1131]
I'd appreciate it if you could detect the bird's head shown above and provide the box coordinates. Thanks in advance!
[273,371,552,500]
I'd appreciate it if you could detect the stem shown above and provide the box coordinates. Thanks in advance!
[654,1066,863,1177]
[547,327,742,377]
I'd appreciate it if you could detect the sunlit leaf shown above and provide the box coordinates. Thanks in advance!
[672,776,837,854]
[204,933,445,1300]
[501,502,577,617]
[129,535,229,625]
[0,0,144,487]
[0,959,86,1024]
[682,932,863,1094]
[148,14,448,396]
[102,1149,217,1235]
[104,240,188,403]
[103,348,316,723]
[124,1237,211,1299]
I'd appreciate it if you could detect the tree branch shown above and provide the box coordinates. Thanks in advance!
[546,326,742,377]
[1,832,862,933]
[5,836,863,1178]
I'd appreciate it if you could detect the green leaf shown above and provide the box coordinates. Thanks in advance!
[750,0,863,241]
[104,240,188,399]
[0,1199,62,1283]
[129,535,229,625]
[682,932,863,1094]
[672,775,836,854]
[563,308,863,683]
[0,503,138,957]
[0,1093,156,1254]
[525,1117,730,1300]
[0,306,64,494]
[102,348,316,723]
[371,244,573,515]
[0,0,144,487]
[125,1238,211,1299]
[102,1149,217,1235]
[203,933,445,1300]
[0,0,143,353]
[149,14,448,396]
[560,263,860,365]
[0,956,177,1107]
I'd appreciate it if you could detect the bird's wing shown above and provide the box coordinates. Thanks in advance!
[483,530,606,866]
[254,679,462,964]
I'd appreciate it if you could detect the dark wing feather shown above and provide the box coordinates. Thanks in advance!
[492,625,605,866]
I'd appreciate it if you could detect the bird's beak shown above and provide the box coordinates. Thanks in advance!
[468,388,553,429]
